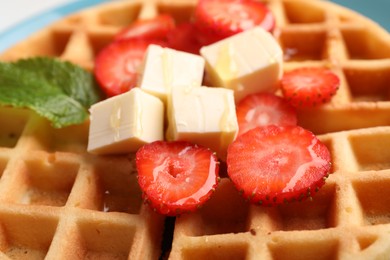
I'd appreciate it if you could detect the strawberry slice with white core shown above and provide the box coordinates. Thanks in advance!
[227,125,331,206]
[94,39,165,97]
[195,0,275,44]
[280,67,340,108]
[136,141,219,216]
[236,93,297,136]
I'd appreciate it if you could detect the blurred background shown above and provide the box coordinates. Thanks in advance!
[0,0,388,52]
[0,0,71,33]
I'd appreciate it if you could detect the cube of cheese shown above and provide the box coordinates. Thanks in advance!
[200,26,283,102]
[88,88,164,154]
[138,44,205,102]
[167,86,238,159]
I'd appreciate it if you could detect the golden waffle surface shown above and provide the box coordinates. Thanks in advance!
[1,0,390,259]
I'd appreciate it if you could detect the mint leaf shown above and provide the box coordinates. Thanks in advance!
[0,57,102,128]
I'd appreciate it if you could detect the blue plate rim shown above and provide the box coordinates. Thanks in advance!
[0,0,388,54]
[0,0,109,53]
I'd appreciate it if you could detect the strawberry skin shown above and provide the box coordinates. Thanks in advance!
[115,14,175,41]
[195,0,275,44]
[136,141,219,216]
[94,39,165,97]
[167,22,203,54]
[280,67,340,108]
[236,93,297,136]
[227,125,331,206]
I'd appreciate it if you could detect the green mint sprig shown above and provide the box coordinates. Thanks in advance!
[0,57,102,128]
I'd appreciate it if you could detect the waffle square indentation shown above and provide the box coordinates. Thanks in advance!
[181,240,249,260]
[91,157,142,214]
[0,108,30,148]
[0,155,8,180]
[349,132,390,171]
[16,29,73,57]
[279,30,327,61]
[283,1,325,24]
[341,28,390,59]
[268,235,339,260]
[275,183,337,231]
[17,157,79,207]
[44,123,89,153]
[97,2,142,27]
[88,32,119,56]
[157,2,196,24]
[357,234,378,251]
[75,218,135,259]
[188,178,250,236]
[353,179,390,225]
[343,66,390,102]
[0,210,58,259]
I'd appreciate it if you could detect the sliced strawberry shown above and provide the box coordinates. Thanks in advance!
[115,14,175,41]
[167,22,203,54]
[136,141,219,216]
[227,125,331,206]
[236,93,297,136]
[94,39,165,97]
[195,0,275,45]
[280,67,340,108]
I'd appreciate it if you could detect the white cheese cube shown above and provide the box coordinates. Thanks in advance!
[167,86,238,159]
[200,26,283,102]
[138,44,205,102]
[88,88,164,155]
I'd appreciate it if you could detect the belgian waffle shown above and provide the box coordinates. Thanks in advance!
[0,0,390,259]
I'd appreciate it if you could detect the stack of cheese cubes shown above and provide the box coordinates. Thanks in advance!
[87,26,283,159]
